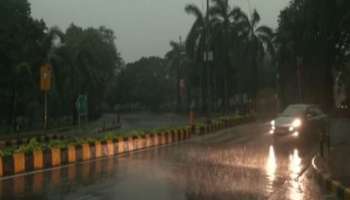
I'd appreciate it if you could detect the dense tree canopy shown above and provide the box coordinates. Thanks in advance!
[183,0,275,112]
[1,0,349,133]
[0,0,122,130]
[0,0,47,129]
[276,0,350,109]
[108,57,174,111]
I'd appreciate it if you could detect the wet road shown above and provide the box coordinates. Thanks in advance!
[0,121,325,200]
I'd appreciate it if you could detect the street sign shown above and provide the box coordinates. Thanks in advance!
[40,64,52,91]
[76,95,88,115]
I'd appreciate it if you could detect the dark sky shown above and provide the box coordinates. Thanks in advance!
[28,0,291,63]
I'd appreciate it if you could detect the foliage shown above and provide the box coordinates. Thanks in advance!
[108,57,175,111]
[276,0,350,108]
[16,138,44,153]
[0,115,246,157]
[0,0,123,131]
[47,139,67,149]
[183,1,275,112]
[0,0,46,130]
[0,147,16,157]
[165,40,188,111]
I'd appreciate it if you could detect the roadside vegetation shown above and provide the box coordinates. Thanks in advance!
[0,114,246,157]
[0,0,349,136]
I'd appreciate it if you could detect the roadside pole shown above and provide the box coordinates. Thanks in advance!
[76,95,88,131]
[204,0,213,124]
[296,57,303,102]
[40,64,52,130]
[44,91,48,129]
[189,102,195,134]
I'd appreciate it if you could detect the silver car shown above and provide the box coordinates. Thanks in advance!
[270,104,328,138]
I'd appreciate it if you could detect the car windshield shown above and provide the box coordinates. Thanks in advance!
[280,106,306,117]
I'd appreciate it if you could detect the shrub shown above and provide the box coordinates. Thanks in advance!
[47,140,67,149]
[103,132,117,141]
[0,147,16,157]
[16,138,44,153]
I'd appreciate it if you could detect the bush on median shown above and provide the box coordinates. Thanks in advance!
[0,115,247,157]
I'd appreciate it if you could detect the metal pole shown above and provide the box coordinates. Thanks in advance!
[78,113,81,129]
[44,91,48,130]
[206,0,211,123]
[297,57,303,102]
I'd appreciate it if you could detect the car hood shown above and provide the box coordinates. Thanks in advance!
[274,116,296,127]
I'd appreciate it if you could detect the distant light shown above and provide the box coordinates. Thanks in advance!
[269,130,274,135]
[293,131,299,137]
[289,126,294,132]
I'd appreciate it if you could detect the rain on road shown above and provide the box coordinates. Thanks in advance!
[0,122,324,200]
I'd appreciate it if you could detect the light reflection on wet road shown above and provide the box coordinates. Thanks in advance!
[0,122,323,200]
[266,145,277,193]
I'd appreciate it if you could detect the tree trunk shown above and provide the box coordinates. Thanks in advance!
[176,65,181,112]
[10,86,17,130]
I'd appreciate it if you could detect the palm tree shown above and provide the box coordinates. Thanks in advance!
[165,39,186,111]
[185,3,209,112]
[210,0,235,111]
[232,8,274,99]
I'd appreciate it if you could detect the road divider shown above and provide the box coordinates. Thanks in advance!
[312,155,350,200]
[0,115,253,178]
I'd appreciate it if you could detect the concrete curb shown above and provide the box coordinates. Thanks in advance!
[0,127,192,178]
[0,116,254,178]
[312,155,350,200]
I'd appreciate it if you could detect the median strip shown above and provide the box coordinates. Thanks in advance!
[312,155,350,200]
[0,115,253,178]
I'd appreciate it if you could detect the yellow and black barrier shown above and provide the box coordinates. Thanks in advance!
[0,115,253,178]
[312,155,350,200]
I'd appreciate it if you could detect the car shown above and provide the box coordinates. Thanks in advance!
[270,104,328,139]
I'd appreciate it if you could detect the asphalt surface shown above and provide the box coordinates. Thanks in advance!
[0,121,326,200]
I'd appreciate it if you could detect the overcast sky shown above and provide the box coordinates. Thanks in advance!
[28,0,291,63]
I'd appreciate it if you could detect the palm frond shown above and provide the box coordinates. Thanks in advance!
[230,7,248,23]
[256,25,274,38]
[185,4,204,23]
[210,0,229,18]
[251,10,261,29]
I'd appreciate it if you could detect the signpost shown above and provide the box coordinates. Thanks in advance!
[40,64,52,129]
[76,95,88,128]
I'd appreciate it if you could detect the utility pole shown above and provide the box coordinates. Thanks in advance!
[205,0,211,123]
[40,64,52,130]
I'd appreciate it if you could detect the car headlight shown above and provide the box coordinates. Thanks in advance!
[292,118,302,127]
[271,120,275,127]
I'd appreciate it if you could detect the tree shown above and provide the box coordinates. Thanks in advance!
[111,57,174,111]
[165,39,187,111]
[232,8,274,99]
[51,25,122,121]
[0,0,123,131]
[0,0,47,129]
[210,0,234,110]
[185,4,209,112]
[276,0,350,109]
